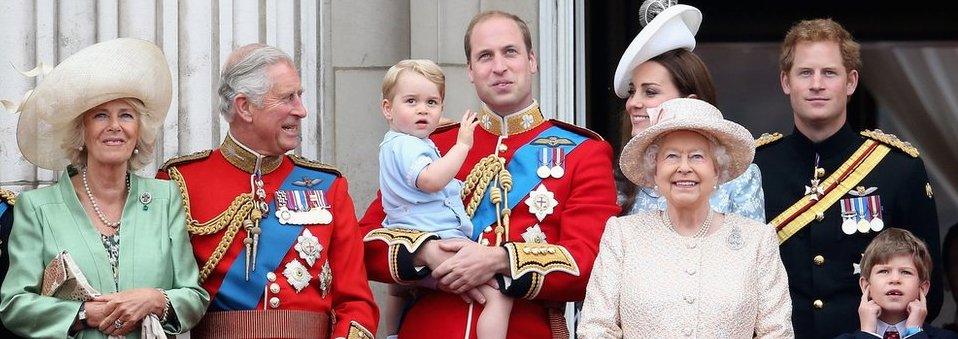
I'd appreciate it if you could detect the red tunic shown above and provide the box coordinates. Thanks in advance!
[361,104,619,338]
[158,137,378,338]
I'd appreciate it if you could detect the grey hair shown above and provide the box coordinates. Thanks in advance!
[62,98,155,170]
[218,44,294,122]
[639,130,732,187]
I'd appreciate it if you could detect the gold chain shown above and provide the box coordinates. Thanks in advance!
[199,202,253,282]
[168,167,256,283]
[169,167,252,235]
[462,156,503,217]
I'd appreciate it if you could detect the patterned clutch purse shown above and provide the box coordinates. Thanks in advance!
[41,250,100,301]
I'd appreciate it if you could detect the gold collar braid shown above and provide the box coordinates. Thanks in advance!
[477,101,545,136]
[220,134,283,174]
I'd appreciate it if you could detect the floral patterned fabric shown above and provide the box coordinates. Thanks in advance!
[620,163,766,222]
[100,232,120,290]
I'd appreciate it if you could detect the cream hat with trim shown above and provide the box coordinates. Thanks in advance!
[16,38,171,170]
[620,98,754,188]
[613,1,701,98]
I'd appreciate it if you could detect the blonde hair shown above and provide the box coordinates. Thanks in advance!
[381,59,446,101]
[780,18,862,74]
[861,228,933,283]
[62,98,155,170]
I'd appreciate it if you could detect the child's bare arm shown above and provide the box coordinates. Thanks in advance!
[417,110,478,193]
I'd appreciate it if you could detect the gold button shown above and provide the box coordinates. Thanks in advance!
[269,297,280,308]
[813,255,825,266]
[813,299,823,309]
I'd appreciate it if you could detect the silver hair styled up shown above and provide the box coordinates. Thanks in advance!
[218,43,294,122]
[639,130,732,187]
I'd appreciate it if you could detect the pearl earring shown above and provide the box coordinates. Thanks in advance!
[77,145,84,151]
[133,148,139,155]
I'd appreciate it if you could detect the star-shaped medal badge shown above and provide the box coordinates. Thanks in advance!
[283,259,312,293]
[853,263,861,275]
[524,184,558,221]
[521,224,548,244]
[294,228,323,267]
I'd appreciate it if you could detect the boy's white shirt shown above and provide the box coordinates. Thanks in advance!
[870,319,911,338]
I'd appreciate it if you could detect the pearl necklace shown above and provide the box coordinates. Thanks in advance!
[663,209,713,238]
[81,168,129,229]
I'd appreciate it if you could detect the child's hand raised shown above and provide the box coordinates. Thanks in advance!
[905,289,927,328]
[455,110,479,149]
[859,285,881,333]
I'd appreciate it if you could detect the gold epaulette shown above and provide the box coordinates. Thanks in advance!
[755,132,783,148]
[0,188,16,205]
[288,154,342,176]
[861,129,919,158]
[160,149,212,171]
[549,119,604,141]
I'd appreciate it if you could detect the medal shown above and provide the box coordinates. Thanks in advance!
[550,148,565,179]
[275,189,333,225]
[524,184,558,221]
[294,228,323,267]
[842,218,857,235]
[282,259,312,293]
[319,259,333,298]
[537,148,550,179]
[840,198,858,235]
[868,195,884,232]
[521,224,548,244]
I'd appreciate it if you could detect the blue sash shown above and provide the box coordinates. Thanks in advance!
[211,166,336,310]
[469,126,587,239]
[0,201,8,216]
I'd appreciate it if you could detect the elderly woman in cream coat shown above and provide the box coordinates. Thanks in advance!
[0,38,209,338]
[578,98,793,338]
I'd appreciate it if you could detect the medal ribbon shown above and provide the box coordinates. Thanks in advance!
[773,140,891,244]
[0,200,8,216]
[869,195,882,220]
[468,126,586,239]
[212,165,336,311]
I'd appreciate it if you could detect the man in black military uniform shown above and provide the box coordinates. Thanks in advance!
[755,18,942,339]
[0,188,16,336]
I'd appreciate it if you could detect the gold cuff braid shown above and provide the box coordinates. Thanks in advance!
[503,242,580,279]
[363,228,436,253]
[347,321,374,339]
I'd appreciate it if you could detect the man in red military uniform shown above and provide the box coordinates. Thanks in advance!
[157,43,377,339]
[361,11,619,338]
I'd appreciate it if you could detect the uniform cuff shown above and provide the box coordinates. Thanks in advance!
[364,228,440,283]
[496,272,545,300]
[502,242,580,279]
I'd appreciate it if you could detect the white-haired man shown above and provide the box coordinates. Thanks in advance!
[158,43,378,338]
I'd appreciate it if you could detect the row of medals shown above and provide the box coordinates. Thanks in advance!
[245,174,334,309]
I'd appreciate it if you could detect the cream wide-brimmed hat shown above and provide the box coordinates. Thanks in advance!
[613,0,701,98]
[620,98,754,187]
[15,38,171,170]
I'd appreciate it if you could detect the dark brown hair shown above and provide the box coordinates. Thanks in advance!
[861,228,932,283]
[463,11,533,64]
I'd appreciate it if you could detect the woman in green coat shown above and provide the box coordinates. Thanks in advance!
[0,38,209,338]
